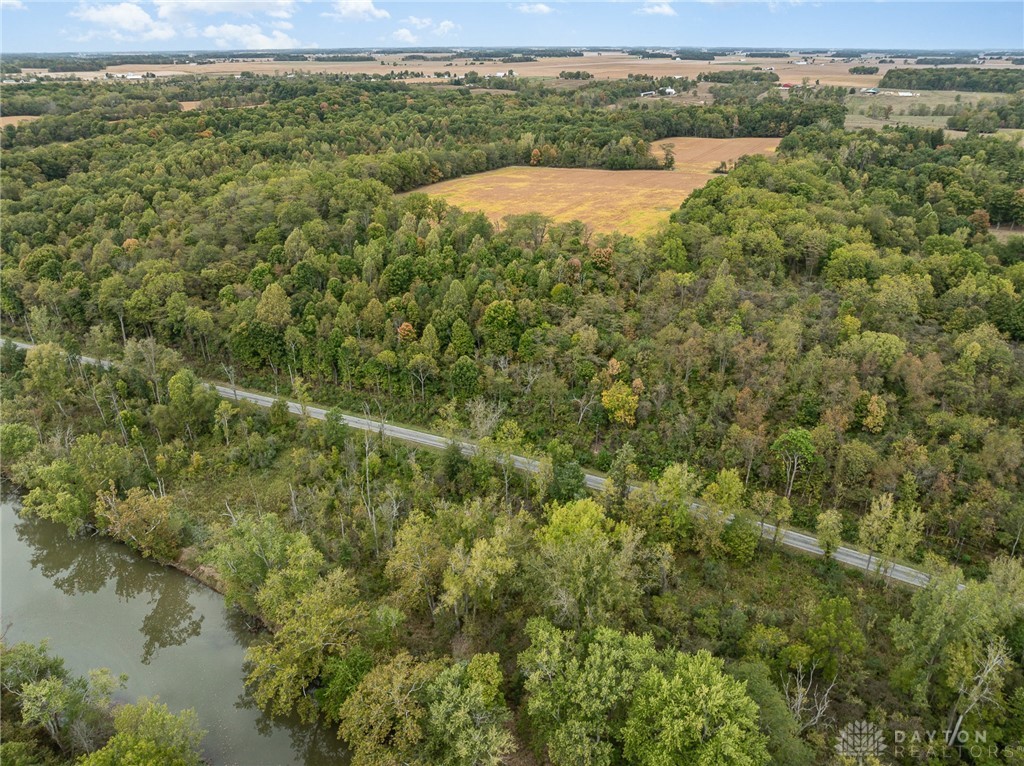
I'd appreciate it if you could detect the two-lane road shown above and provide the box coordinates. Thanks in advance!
[7,339,938,588]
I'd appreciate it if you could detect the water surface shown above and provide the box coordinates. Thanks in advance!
[0,493,346,766]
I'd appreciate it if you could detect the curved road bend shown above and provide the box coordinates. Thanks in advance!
[7,339,938,588]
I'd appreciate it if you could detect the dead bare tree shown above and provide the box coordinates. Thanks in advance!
[782,662,837,734]
[466,397,505,439]
[946,638,1010,746]
[573,390,598,426]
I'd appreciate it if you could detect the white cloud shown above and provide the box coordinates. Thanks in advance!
[636,1,676,14]
[515,3,552,13]
[271,19,293,29]
[396,15,456,37]
[71,2,175,40]
[154,0,299,20]
[434,19,456,35]
[202,22,299,48]
[327,0,389,21]
[0,0,27,11]
[402,14,432,28]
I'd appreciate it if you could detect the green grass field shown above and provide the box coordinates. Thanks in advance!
[844,89,1024,144]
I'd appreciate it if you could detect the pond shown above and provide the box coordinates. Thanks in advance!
[0,492,347,766]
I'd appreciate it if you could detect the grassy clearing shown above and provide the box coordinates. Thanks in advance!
[416,166,705,235]
[0,114,41,127]
[844,90,1024,144]
[650,135,781,168]
[845,89,992,130]
[416,137,780,236]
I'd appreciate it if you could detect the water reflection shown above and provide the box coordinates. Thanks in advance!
[2,495,350,765]
[238,685,348,765]
[139,584,204,664]
[14,508,203,665]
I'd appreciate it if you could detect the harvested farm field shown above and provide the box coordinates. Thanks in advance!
[650,136,781,169]
[417,137,780,235]
[18,52,915,88]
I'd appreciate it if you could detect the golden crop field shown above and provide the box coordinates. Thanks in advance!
[0,114,41,127]
[416,137,781,236]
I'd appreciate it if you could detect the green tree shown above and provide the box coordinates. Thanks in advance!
[770,428,816,499]
[386,510,448,617]
[805,597,865,678]
[79,698,205,766]
[93,485,181,561]
[858,492,893,575]
[20,452,99,536]
[159,367,216,442]
[425,653,513,766]
[533,499,643,630]
[408,353,439,400]
[478,300,521,357]
[254,538,326,626]
[697,468,744,559]
[622,649,770,766]
[20,667,124,756]
[449,355,479,399]
[245,567,367,722]
[727,662,815,766]
[254,282,292,328]
[440,523,518,628]
[337,652,446,766]
[518,619,658,766]
[816,509,844,560]
[858,492,924,577]
[448,318,476,357]
[0,423,38,466]
[890,555,1021,730]
[205,513,306,615]
[23,342,71,419]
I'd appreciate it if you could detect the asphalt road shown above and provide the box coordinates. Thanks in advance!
[6,338,935,588]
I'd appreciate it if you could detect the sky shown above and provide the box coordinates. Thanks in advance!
[0,1,1021,54]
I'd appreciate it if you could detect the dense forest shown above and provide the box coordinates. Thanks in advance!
[1,72,1024,765]
[879,67,1024,93]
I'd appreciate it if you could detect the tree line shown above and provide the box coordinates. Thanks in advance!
[880,66,1024,92]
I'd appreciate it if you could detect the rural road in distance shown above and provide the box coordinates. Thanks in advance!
[5,338,938,589]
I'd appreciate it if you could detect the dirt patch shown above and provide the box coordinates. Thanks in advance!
[991,225,1024,242]
[414,137,780,235]
[174,547,227,595]
[0,114,42,127]
[178,100,202,111]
